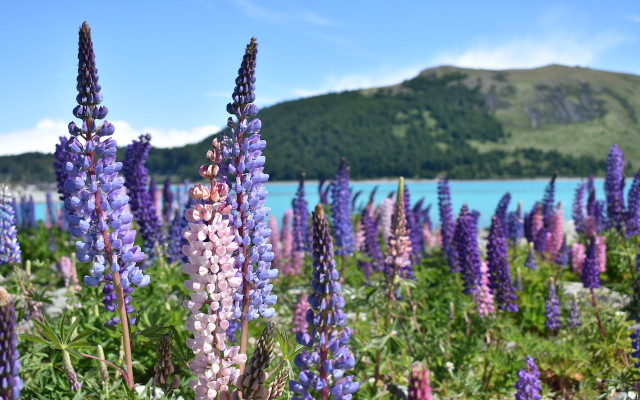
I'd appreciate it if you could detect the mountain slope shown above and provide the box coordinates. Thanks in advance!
[2,64,639,183]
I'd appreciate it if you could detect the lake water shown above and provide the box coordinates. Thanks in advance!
[34,178,601,229]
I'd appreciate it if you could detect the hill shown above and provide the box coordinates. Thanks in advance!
[2,64,639,183]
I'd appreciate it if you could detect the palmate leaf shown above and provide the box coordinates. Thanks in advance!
[32,319,62,347]
[20,334,50,346]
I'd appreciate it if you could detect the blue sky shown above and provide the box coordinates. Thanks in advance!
[0,0,639,155]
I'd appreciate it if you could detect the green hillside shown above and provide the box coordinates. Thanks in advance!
[2,64,639,183]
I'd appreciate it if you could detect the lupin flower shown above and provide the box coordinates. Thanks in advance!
[379,195,394,245]
[167,202,191,265]
[570,243,585,274]
[330,158,355,257]
[595,235,607,273]
[514,356,542,400]
[45,191,57,228]
[627,170,640,236]
[407,363,432,400]
[154,334,180,392]
[292,291,310,334]
[62,23,148,338]
[524,244,537,269]
[545,278,561,332]
[218,39,278,356]
[567,293,581,328]
[122,133,164,258]
[486,216,518,312]
[541,174,556,226]
[582,238,600,289]
[280,210,294,276]
[554,236,569,267]
[452,205,482,294]
[573,182,586,234]
[268,216,282,271]
[405,185,424,265]
[0,187,21,266]
[0,287,22,400]
[59,256,73,288]
[163,177,174,224]
[605,144,626,232]
[361,200,383,272]
[232,322,277,400]
[474,259,495,318]
[292,173,310,252]
[546,203,563,260]
[507,202,524,245]
[182,138,246,399]
[289,204,359,400]
[384,178,414,284]
[438,175,456,271]
[494,192,511,231]
[54,136,76,202]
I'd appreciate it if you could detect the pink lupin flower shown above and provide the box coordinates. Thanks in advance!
[378,196,394,245]
[183,139,247,399]
[280,210,294,275]
[268,216,281,271]
[571,243,586,275]
[355,218,366,252]
[595,235,606,273]
[546,203,563,260]
[473,259,495,318]
[291,290,309,334]
[408,363,432,400]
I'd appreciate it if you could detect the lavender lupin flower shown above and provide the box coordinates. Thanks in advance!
[507,202,524,245]
[289,204,359,400]
[0,287,22,400]
[554,236,569,267]
[405,186,424,265]
[54,136,76,202]
[486,216,518,312]
[292,290,309,334]
[605,144,626,232]
[330,158,354,257]
[438,175,456,271]
[122,134,164,258]
[0,187,21,266]
[514,356,542,400]
[280,210,294,276]
[218,39,277,357]
[582,238,600,289]
[292,173,310,252]
[627,169,640,236]
[453,205,482,294]
[573,182,586,235]
[545,278,561,332]
[361,200,384,272]
[567,293,581,329]
[541,174,556,226]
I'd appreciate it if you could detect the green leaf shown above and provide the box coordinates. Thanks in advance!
[20,334,50,346]
[136,324,170,339]
[69,329,98,344]
[33,320,62,347]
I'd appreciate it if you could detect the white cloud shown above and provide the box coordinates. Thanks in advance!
[430,31,626,70]
[0,119,220,156]
[292,66,423,98]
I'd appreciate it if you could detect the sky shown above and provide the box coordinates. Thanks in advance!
[0,0,639,155]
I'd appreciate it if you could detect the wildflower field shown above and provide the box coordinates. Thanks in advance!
[2,22,640,400]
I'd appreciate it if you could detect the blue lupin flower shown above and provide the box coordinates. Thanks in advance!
[627,169,640,236]
[514,356,542,400]
[438,175,456,271]
[605,144,626,232]
[0,287,22,400]
[292,173,310,252]
[330,158,355,257]
[573,182,586,235]
[507,202,524,245]
[219,38,277,323]
[494,192,511,231]
[122,134,164,258]
[545,278,561,332]
[487,216,518,312]
[0,188,21,266]
[453,204,482,294]
[62,22,149,297]
[290,204,359,400]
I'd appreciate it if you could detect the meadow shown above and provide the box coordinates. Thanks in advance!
[1,22,640,400]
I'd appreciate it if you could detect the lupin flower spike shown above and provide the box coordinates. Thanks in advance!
[0,287,22,400]
[514,356,542,400]
[452,204,482,294]
[438,175,456,271]
[232,322,277,400]
[383,177,414,285]
[290,204,359,400]
[486,216,518,312]
[292,173,310,252]
[330,158,355,257]
[408,363,432,400]
[567,293,581,328]
[605,144,626,232]
[545,278,561,332]
[0,186,21,266]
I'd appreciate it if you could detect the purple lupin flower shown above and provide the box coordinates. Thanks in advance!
[292,173,310,252]
[405,185,424,265]
[162,177,174,225]
[330,158,354,257]
[545,278,561,332]
[627,169,640,236]
[438,175,456,271]
[507,201,524,245]
[280,209,295,276]
[554,236,569,267]
[605,144,626,232]
[289,204,359,400]
[541,174,556,226]
[573,182,586,235]
[218,39,277,353]
[0,187,21,266]
[514,356,542,400]
[122,134,164,258]
[494,192,511,231]
[361,199,384,272]
[567,293,581,329]
[524,244,537,269]
[582,238,600,289]
[453,204,482,294]
[408,363,432,400]
[486,216,518,312]
[0,287,22,400]
[63,22,148,338]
